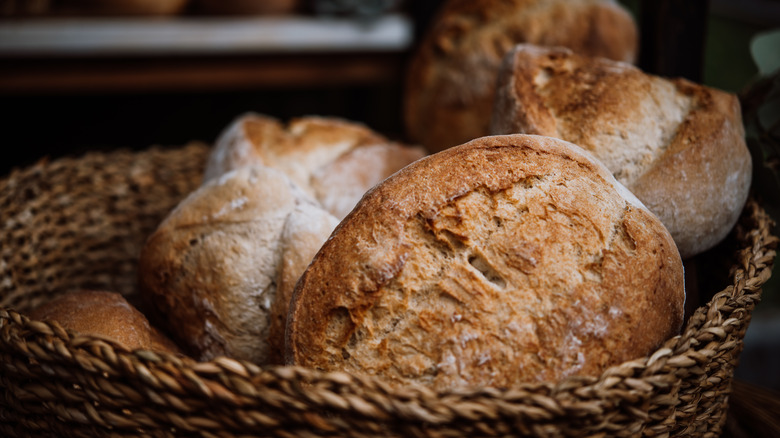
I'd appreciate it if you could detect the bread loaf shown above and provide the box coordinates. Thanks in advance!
[286,134,685,390]
[490,45,752,258]
[139,165,338,364]
[404,0,638,153]
[204,113,426,220]
[29,290,181,354]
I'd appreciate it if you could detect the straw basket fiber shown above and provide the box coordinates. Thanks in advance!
[1,143,777,437]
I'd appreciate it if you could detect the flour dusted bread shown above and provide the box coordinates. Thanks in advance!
[29,290,181,354]
[204,113,426,220]
[490,45,752,258]
[139,165,338,364]
[286,134,685,390]
[138,114,418,364]
[404,0,637,153]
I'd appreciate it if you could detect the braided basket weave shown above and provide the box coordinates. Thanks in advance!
[0,143,776,437]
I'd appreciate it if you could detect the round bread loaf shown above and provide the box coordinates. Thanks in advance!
[490,44,752,258]
[29,290,181,354]
[139,165,338,364]
[404,0,638,153]
[204,113,426,220]
[286,134,685,390]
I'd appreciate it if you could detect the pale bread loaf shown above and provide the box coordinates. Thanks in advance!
[139,165,338,364]
[404,0,638,153]
[204,113,426,220]
[490,45,752,258]
[30,290,181,354]
[286,134,685,390]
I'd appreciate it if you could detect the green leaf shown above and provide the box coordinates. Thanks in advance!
[750,29,780,77]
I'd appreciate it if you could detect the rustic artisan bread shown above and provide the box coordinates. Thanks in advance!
[404,0,638,153]
[139,165,339,364]
[29,290,181,354]
[204,113,426,220]
[286,134,685,390]
[490,45,752,258]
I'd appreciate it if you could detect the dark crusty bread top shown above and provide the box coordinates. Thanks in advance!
[490,44,752,258]
[286,134,685,390]
[404,0,638,153]
[29,290,181,354]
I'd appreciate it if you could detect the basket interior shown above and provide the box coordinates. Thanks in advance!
[0,143,208,312]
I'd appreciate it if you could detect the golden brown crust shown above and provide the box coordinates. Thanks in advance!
[490,45,752,257]
[29,290,181,354]
[204,114,425,220]
[286,134,684,390]
[404,0,638,153]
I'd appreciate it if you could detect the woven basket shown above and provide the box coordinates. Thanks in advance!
[0,144,777,438]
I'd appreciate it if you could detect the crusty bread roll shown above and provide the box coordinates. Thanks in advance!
[286,134,685,390]
[29,290,181,354]
[404,0,638,153]
[490,45,752,258]
[139,165,339,364]
[204,113,426,220]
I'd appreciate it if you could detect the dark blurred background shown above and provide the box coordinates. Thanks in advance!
[1,0,779,405]
[0,0,432,176]
[0,0,776,174]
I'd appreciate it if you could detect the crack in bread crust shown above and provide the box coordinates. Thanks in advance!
[322,179,652,389]
[528,54,694,187]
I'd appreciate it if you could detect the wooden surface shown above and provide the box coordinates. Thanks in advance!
[0,52,406,93]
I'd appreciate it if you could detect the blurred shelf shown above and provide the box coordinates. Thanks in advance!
[0,15,412,55]
[0,15,413,94]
